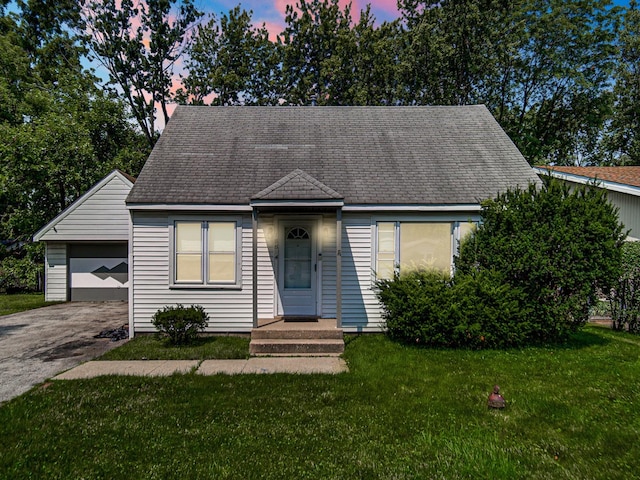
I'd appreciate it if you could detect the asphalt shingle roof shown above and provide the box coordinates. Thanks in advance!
[537,166,640,188]
[127,105,540,206]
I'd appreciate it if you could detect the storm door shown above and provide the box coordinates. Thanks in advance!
[279,224,317,316]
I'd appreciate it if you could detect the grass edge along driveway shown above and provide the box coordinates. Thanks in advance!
[1,325,639,479]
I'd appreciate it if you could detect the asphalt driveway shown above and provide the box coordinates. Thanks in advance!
[0,302,128,404]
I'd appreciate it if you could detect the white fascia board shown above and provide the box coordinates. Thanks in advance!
[342,204,481,212]
[127,203,253,212]
[33,170,134,242]
[250,200,345,208]
[534,167,640,197]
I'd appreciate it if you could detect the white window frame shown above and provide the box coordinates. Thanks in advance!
[373,219,478,281]
[170,217,242,289]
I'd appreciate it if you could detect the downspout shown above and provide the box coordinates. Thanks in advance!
[336,207,342,328]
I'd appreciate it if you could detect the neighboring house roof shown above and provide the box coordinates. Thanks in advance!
[127,105,540,207]
[33,169,135,242]
[534,166,640,197]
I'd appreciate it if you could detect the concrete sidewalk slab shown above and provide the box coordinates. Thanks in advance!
[54,357,349,379]
[197,360,249,375]
[242,357,347,374]
[54,360,198,379]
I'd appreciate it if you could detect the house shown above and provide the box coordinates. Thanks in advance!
[33,170,134,301]
[535,166,640,240]
[125,105,540,336]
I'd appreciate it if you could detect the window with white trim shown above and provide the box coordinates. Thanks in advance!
[375,222,454,279]
[173,220,239,286]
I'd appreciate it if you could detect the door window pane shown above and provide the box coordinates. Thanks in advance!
[285,227,311,289]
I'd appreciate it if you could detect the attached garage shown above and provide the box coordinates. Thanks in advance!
[33,170,134,302]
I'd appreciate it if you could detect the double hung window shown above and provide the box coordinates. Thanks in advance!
[174,220,239,286]
[375,222,454,279]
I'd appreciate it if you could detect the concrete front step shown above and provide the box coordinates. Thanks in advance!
[251,328,343,340]
[250,338,345,356]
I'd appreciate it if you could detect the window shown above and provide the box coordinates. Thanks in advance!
[375,221,453,279]
[174,220,239,286]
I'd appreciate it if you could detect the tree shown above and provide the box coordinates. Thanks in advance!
[606,0,640,165]
[280,0,355,105]
[456,177,625,340]
[180,6,281,105]
[80,0,203,147]
[0,6,148,291]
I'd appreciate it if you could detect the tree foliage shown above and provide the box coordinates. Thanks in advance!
[80,0,203,147]
[606,0,640,165]
[457,177,625,339]
[0,4,148,289]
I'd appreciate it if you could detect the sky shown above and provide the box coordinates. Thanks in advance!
[196,0,401,39]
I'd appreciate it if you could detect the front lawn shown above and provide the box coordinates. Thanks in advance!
[0,293,59,316]
[1,325,639,479]
[99,334,250,360]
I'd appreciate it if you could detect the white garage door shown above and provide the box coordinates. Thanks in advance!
[69,244,128,301]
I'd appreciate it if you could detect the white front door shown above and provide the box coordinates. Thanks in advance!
[279,223,317,316]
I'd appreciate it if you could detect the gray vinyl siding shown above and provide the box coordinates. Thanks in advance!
[131,212,254,333]
[604,190,640,240]
[44,243,67,301]
[341,216,384,332]
[38,175,131,241]
[561,180,640,241]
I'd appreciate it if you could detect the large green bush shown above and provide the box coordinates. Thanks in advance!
[609,241,640,333]
[457,177,624,343]
[377,177,625,348]
[377,269,532,348]
[0,256,42,293]
[152,304,209,345]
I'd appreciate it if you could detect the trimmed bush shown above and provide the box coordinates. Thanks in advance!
[609,241,640,333]
[377,269,532,349]
[152,304,209,345]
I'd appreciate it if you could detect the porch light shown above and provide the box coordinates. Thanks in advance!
[488,385,506,409]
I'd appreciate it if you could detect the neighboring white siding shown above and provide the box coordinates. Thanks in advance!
[606,190,640,240]
[45,243,67,301]
[131,212,254,333]
[38,174,131,241]
[341,216,384,332]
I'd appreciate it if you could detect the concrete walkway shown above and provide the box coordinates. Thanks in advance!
[54,357,348,379]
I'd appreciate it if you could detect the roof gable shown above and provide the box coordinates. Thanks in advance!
[34,170,135,242]
[252,169,343,201]
[127,106,540,206]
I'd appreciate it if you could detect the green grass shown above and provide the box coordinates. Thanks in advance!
[2,325,640,479]
[99,334,250,360]
[0,293,60,316]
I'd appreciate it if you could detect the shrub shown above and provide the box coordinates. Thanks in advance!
[152,304,209,345]
[0,256,43,293]
[456,177,625,343]
[377,269,532,349]
[609,242,640,333]
[378,177,625,349]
